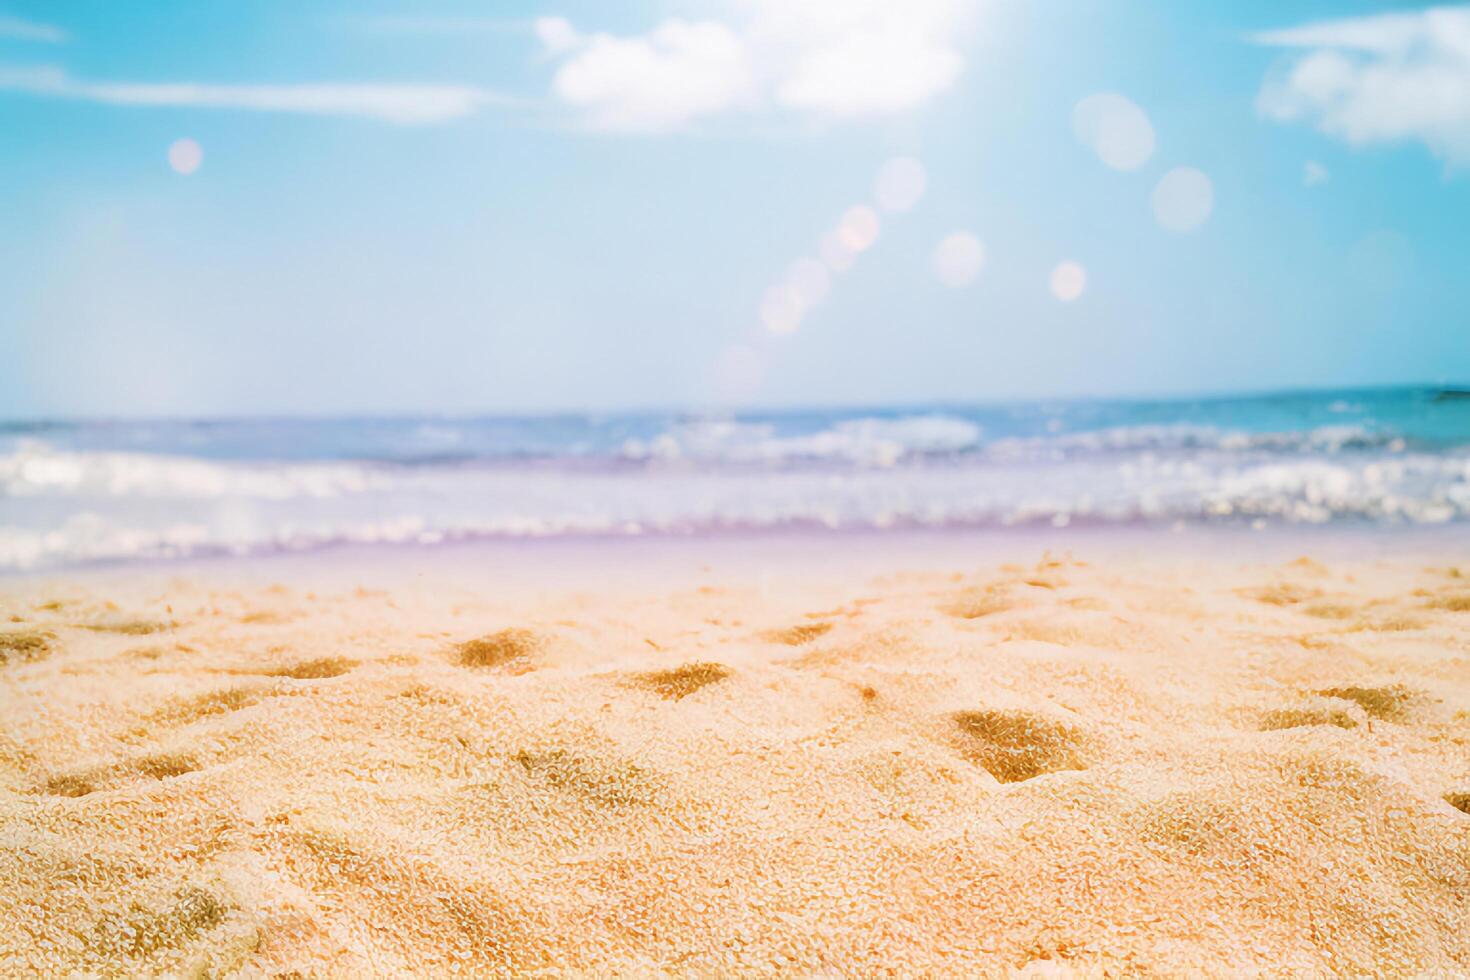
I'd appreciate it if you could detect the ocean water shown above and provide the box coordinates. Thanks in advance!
[5,387,1470,572]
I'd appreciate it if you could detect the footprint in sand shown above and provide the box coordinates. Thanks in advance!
[1313,684,1417,721]
[631,662,731,700]
[78,619,174,636]
[454,628,545,668]
[146,685,275,730]
[1259,706,1359,731]
[1240,584,1323,607]
[941,588,1015,620]
[1347,615,1424,633]
[259,656,356,680]
[951,709,1088,783]
[0,628,54,665]
[1301,603,1355,621]
[1137,793,1286,866]
[511,748,659,807]
[761,622,831,646]
[44,751,200,798]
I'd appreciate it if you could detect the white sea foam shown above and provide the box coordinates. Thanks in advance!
[0,442,381,499]
[620,414,983,467]
[985,423,1400,461]
[3,400,1468,572]
[4,444,1470,571]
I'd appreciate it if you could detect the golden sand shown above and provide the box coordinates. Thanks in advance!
[2,549,1469,975]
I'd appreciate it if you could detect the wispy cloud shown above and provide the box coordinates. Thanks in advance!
[0,66,513,124]
[536,0,976,133]
[0,14,66,42]
[1253,5,1470,166]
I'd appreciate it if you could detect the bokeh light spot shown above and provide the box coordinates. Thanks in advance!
[836,205,880,253]
[932,231,985,288]
[787,257,830,307]
[819,231,856,273]
[1050,261,1087,302]
[1152,167,1214,232]
[168,138,203,176]
[874,157,927,213]
[1071,93,1155,171]
[760,284,805,335]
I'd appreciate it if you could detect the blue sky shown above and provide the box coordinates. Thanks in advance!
[2,0,1469,417]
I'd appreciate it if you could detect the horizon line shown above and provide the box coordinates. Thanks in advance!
[0,380,1459,427]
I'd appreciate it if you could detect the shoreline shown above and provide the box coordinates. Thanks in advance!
[11,520,1470,592]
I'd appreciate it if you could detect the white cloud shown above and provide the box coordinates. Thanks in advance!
[1253,10,1448,54]
[0,66,509,124]
[757,0,968,116]
[539,0,975,132]
[549,19,756,131]
[534,16,580,54]
[0,15,65,42]
[1253,5,1470,165]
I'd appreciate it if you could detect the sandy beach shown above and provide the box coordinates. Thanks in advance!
[3,530,1469,975]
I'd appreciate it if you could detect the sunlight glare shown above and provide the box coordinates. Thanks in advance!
[787,257,831,307]
[932,231,985,287]
[874,157,927,213]
[819,231,856,272]
[1072,93,1155,171]
[836,205,880,253]
[1050,261,1087,302]
[1152,167,1214,232]
[760,284,805,335]
[168,138,203,175]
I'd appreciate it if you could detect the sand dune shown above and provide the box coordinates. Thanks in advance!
[2,547,1469,975]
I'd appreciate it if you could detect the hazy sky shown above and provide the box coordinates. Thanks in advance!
[3,0,1470,417]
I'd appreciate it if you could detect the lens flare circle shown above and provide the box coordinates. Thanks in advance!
[932,231,985,288]
[836,205,881,253]
[1072,93,1155,172]
[1152,167,1214,232]
[168,138,203,176]
[1050,261,1087,302]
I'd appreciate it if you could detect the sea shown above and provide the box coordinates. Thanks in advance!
[5,386,1470,573]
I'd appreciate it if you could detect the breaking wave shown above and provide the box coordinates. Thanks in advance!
[6,392,1470,571]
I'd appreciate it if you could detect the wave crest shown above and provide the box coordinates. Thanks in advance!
[0,443,383,499]
[620,414,983,467]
